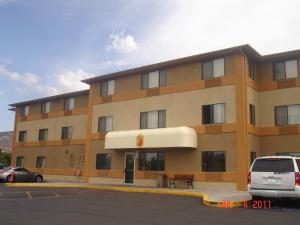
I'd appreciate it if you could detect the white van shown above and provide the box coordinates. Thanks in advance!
[248,156,300,198]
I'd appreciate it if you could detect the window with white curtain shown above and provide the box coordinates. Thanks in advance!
[202,103,225,124]
[140,110,166,129]
[98,116,113,132]
[64,97,74,111]
[41,102,51,114]
[202,58,224,80]
[20,105,29,116]
[100,80,115,96]
[274,60,298,80]
[288,105,300,125]
[141,70,167,89]
[275,105,300,125]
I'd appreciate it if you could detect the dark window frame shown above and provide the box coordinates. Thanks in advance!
[275,104,300,126]
[249,104,256,125]
[202,103,225,125]
[141,70,167,89]
[96,153,112,170]
[138,152,165,171]
[202,151,226,172]
[18,130,27,142]
[16,156,25,167]
[36,156,46,168]
[248,59,255,80]
[139,110,166,129]
[273,59,299,81]
[202,58,225,80]
[250,151,257,165]
[61,126,73,139]
[38,128,48,141]
[98,116,113,132]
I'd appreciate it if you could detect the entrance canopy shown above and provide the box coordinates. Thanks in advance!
[104,126,197,149]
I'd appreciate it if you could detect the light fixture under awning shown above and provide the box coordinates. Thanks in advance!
[104,126,197,149]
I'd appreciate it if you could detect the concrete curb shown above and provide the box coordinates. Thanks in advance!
[2,183,246,208]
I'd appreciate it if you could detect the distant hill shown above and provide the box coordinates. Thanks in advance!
[0,131,13,153]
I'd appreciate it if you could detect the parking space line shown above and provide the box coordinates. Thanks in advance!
[26,191,32,199]
[53,192,60,197]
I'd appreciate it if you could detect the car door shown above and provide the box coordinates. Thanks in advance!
[14,168,31,182]
[251,158,295,190]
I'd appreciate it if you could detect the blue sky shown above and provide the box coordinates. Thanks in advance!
[1,0,300,131]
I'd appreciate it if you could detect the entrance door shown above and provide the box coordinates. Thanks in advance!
[124,152,135,184]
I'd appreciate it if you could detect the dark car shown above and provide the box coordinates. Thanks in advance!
[0,167,43,183]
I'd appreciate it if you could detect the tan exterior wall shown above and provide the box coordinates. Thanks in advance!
[257,87,300,126]
[247,134,261,165]
[16,114,88,141]
[91,85,236,132]
[92,54,237,97]
[15,145,85,169]
[260,134,300,156]
[89,133,236,173]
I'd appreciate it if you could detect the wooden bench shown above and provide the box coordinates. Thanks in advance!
[169,174,194,189]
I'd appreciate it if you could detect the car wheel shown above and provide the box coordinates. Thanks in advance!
[6,175,15,183]
[35,175,43,183]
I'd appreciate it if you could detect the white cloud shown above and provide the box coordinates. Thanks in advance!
[104,0,300,69]
[55,69,93,93]
[0,64,94,96]
[107,31,138,53]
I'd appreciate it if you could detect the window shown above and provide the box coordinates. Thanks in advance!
[249,104,256,125]
[96,154,111,170]
[18,131,27,142]
[139,152,165,171]
[273,60,298,80]
[140,110,166,129]
[250,152,256,165]
[64,97,74,111]
[248,60,255,80]
[202,103,225,124]
[202,151,226,172]
[252,158,294,172]
[41,102,50,114]
[16,156,25,167]
[202,58,224,80]
[20,105,29,116]
[100,80,115,96]
[275,105,300,126]
[98,116,113,132]
[61,126,73,139]
[38,129,48,141]
[141,70,167,89]
[36,157,46,168]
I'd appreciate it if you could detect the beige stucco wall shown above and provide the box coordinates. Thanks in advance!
[91,85,236,132]
[16,114,88,141]
[257,87,300,126]
[90,133,237,172]
[260,134,300,156]
[15,145,85,169]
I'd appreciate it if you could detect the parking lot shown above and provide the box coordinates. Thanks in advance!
[0,186,299,225]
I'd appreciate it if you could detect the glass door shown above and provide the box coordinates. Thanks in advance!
[124,152,135,184]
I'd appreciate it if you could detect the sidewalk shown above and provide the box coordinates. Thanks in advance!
[3,181,252,208]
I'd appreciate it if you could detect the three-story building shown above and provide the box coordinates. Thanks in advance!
[9,45,300,190]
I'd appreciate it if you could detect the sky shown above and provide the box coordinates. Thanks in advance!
[0,0,300,131]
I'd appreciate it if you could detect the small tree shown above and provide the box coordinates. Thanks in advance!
[0,152,11,166]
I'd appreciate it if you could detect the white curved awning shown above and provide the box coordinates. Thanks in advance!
[104,126,197,149]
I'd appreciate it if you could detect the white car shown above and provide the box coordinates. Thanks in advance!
[248,156,300,198]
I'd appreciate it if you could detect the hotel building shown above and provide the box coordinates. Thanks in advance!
[9,45,300,190]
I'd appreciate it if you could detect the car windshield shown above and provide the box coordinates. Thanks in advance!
[252,158,294,172]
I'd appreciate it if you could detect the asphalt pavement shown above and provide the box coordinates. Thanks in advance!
[0,186,299,225]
